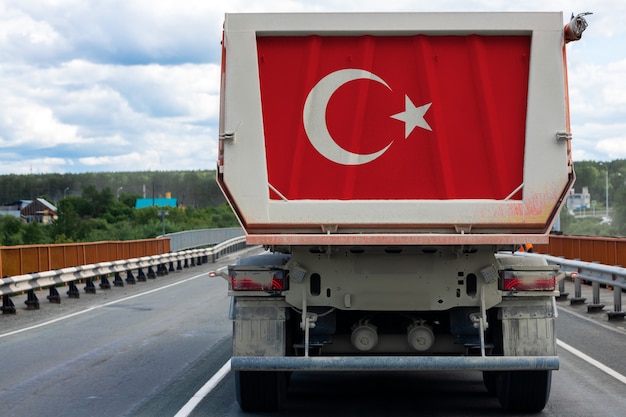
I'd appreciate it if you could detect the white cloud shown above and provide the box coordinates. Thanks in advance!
[0,95,81,147]
[79,151,151,167]
[0,156,71,175]
[598,139,626,159]
[0,2,68,63]
[567,56,626,162]
[0,6,59,45]
[570,121,626,161]
[0,0,624,175]
[0,53,218,173]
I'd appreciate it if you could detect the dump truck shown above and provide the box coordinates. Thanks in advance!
[216,11,589,412]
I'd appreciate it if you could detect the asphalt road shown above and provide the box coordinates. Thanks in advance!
[0,250,238,417]
[1,253,625,417]
[185,310,626,417]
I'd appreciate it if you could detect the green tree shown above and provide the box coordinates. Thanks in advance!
[51,199,81,242]
[22,221,48,244]
[0,215,24,246]
[82,185,117,217]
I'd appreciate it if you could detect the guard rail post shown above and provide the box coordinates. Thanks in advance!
[114,272,124,287]
[586,262,606,312]
[100,275,111,289]
[25,289,39,310]
[1,295,16,314]
[608,288,625,320]
[67,282,80,298]
[48,287,61,303]
[588,280,605,312]
[570,272,586,305]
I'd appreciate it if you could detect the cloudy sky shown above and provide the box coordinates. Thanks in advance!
[0,0,624,174]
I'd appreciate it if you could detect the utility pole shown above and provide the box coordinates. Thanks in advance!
[605,166,609,218]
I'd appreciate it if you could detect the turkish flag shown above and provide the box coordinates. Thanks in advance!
[257,35,530,200]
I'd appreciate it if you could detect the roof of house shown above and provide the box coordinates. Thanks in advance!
[35,198,57,212]
[2,199,58,215]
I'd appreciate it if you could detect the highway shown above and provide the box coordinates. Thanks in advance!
[1,250,625,417]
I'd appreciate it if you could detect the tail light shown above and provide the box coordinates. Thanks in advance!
[500,270,556,291]
[231,269,287,292]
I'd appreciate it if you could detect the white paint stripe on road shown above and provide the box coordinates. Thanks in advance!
[557,339,626,384]
[174,341,626,416]
[0,271,210,339]
[172,340,626,417]
[173,360,232,417]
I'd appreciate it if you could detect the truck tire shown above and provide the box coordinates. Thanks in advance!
[482,371,498,396]
[235,371,287,412]
[496,370,551,412]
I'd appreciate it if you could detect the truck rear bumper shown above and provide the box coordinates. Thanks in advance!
[231,355,559,372]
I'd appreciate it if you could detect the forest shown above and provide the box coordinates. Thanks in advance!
[0,170,226,208]
[1,161,626,246]
[0,170,237,245]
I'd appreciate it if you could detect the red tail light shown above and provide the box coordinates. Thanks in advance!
[500,270,556,291]
[231,270,286,292]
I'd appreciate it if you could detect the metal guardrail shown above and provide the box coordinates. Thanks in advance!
[521,252,626,320]
[163,227,244,252]
[0,236,247,314]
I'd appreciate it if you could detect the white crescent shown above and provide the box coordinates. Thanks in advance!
[303,69,393,166]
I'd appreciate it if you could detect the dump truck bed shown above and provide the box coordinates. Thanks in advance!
[217,12,574,245]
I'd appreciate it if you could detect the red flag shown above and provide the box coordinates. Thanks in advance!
[257,35,530,200]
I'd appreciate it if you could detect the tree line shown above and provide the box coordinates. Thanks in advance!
[0,170,226,208]
[0,171,238,246]
[1,161,626,246]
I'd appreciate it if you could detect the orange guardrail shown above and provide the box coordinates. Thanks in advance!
[0,239,170,278]
[533,235,626,267]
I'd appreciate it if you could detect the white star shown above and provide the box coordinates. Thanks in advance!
[390,96,432,138]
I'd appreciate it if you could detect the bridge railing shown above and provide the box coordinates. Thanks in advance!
[0,239,170,278]
[164,227,244,252]
[519,252,626,320]
[0,236,247,314]
[0,228,245,278]
[2,233,625,319]
[534,234,626,267]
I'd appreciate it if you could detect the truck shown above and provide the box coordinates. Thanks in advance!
[216,11,589,412]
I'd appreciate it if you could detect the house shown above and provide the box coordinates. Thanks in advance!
[0,198,58,224]
[0,204,21,219]
[567,187,591,211]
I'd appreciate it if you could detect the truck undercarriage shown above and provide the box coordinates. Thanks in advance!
[227,246,560,412]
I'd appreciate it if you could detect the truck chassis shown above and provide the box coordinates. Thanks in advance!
[226,245,560,412]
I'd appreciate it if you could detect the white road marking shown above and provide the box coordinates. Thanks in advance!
[173,360,232,417]
[557,339,626,384]
[172,338,626,417]
[0,272,210,339]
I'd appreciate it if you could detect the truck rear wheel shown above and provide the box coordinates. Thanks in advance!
[496,370,551,412]
[235,371,287,412]
[482,371,497,396]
